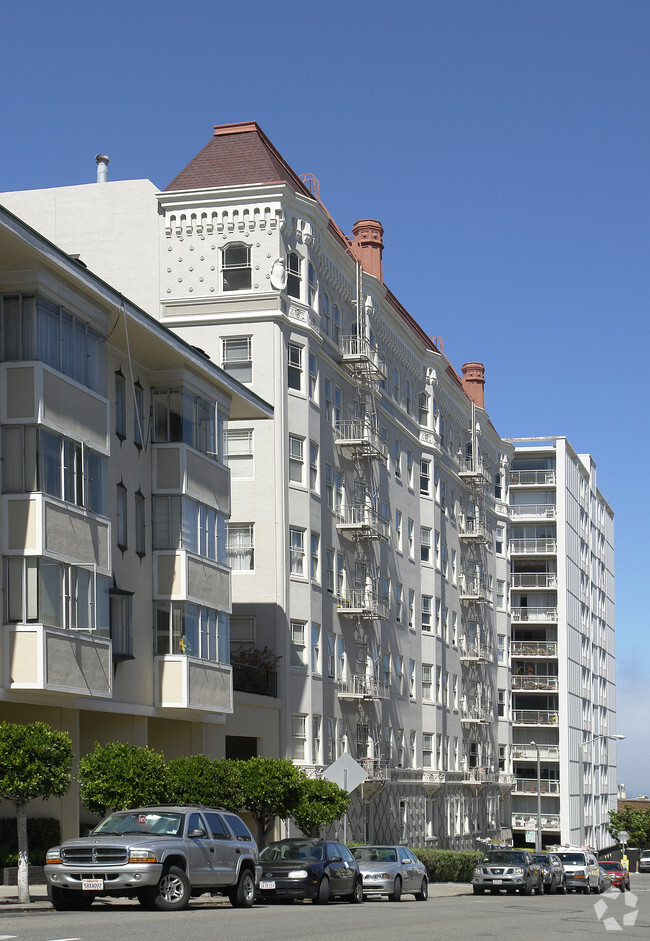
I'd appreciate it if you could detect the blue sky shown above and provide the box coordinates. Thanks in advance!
[3,0,648,796]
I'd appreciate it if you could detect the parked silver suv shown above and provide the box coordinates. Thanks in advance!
[45,806,261,911]
[472,850,543,895]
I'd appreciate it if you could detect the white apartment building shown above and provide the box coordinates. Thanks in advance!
[3,125,618,850]
[508,437,617,850]
[0,204,273,837]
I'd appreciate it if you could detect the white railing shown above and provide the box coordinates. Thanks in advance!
[510,538,557,554]
[458,457,490,480]
[511,607,558,622]
[336,674,390,700]
[512,675,559,692]
[511,641,558,658]
[339,335,387,379]
[336,505,389,539]
[509,470,556,486]
[512,813,561,829]
[459,578,491,601]
[512,744,560,761]
[513,778,560,795]
[458,517,491,541]
[335,420,388,460]
[461,706,493,724]
[512,710,559,726]
[459,642,493,661]
[510,504,556,519]
[336,589,390,619]
[511,573,557,589]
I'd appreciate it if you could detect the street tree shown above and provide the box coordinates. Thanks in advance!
[167,755,245,810]
[291,777,349,838]
[79,741,169,817]
[237,757,305,847]
[0,721,72,903]
[608,806,650,849]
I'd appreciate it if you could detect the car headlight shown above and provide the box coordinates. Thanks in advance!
[512,868,524,876]
[45,851,62,864]
[574,871,586,879]
[288,869,308,879]
[128,849,158,863]
[473,867,483,876]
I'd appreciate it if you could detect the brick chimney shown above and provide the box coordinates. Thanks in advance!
[461,362,485,409]
[351,219,384,282]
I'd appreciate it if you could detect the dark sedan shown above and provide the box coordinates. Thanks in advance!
[257,838,363,904]
[531,853,566,894]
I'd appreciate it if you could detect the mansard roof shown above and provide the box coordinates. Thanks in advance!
[164,121,315,197]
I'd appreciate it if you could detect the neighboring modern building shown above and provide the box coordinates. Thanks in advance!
[0,125,616,850]
[507,437,617,850]
[0,204,273,838]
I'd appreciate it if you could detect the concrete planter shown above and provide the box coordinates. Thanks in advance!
[1,865,46,886]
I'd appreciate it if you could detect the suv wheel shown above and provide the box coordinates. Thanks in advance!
[149,865,191,911]
[521,877,533,896]
[229,868,256,908]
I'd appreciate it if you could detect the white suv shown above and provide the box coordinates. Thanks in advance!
[554,849,600,893]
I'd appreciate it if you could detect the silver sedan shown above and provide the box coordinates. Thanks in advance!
[351,845,428,901]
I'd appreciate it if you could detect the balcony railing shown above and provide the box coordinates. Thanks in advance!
[336,505,389,540]
[461,706,493,724]
[510,504,556,519]
[337,589,390,620]
[512,813,561,830]
[335,420,387,460]
[511,641,558,658]
[459,577,490,602]
[339,335,387,382]
[459,642,493,662]
[512,710,559,726]
[458,457,490,483]
[513,778,560,795]
[336,674,390,700]
[512,744,560,761]
[512,675,559,692]
[509,470,556,486]
[511,607,557,623]
[231,663,278,698]
[510,538,557,555]
[458,518,491,543]
[511,573,557,589]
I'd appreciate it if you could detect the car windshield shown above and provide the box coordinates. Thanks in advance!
[483,852,526,865]
[599,863,620,870]
[532,855,550,864]
[260,841,323,862]
[92,811,184,837]
[352,847,398,862]
[556,853,586,865]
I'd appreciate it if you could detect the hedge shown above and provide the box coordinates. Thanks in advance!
[412,848,483,882]
[0,817,61,867]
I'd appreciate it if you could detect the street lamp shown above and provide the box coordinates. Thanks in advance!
[578,733,625,847]
[530,741,542,852]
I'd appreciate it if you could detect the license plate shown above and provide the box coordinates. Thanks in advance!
[492,879,503,884]
[260,880,275,890]
[82,879,103,891]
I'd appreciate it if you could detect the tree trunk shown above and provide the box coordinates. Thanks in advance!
[16,803,30,904]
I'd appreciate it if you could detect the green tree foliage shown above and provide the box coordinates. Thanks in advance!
[79,742,169,817]
[167,756,245,810]
[0,721,72,903]
[608,806,650,849]
[237,757,305,846]
[291,777,348,838]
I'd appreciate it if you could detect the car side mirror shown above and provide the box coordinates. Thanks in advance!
[330,855,342,862]
[189,828,207,839]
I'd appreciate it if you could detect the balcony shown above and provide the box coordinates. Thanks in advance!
[337,589,390,620]
[509,470,556,487]
[458,518,491,543]
[512,744,559,761]
[510,504,556,520]
[337,674,390,701]
[512,813,561,831]
[458,457,490,485]
[511,573,557,590]
[232,663,278,698]
[335,420,387,461]
[153,443,230,515]
[336,505,389,540]
[511,607,557,623]
[510,538,557,555]
[5,624,112,698]
[154,655,232,714]
[512,709,559,726]
[511,641,558,658]
[459,577,490,603]
[513,778,560,795]
[339,335,387,383]
[460,705,493,724]
[459,641,493,663]
[512,675,559,692]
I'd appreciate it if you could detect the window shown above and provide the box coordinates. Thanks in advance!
[497,634,506,664]
[423,733,433,768]
[394,439,401,478]
[308,263,317,306]
[452,674,459,710]
[134,382,144,448]
[451,548,457,584]
[153,495,223,563]
[420,459,431,495]
[494,473,503,500]
[397,728,405,766]
[287,252,301,298]
[226,523,254,570]
[434,530,440,567]
[420,527,432,564]
[409,732,417,770]
[395,510,402,551]
[308,352,317,399]
[336,469,343,511]
[288,434,304,483]
[312,715,321,764]
[321,293,330,335]
[324,463,333,508]
[110,589,133,658]
[288,342,302,391]
[442,606,448,641]
[226,429,253,478]
[498,689,506,718]
[393,366,400,401]
[496,526,505,554]
[441,544,448,577]
[1,293,106,394]
[290,621,307,668]
[409,659,416,698]
[405,380,412,415]
[222,336,252,383]
[326,547,334,592]
[222,243,251,291]
[323,377,332,422]
[154,601,224,662]
[408,589,415,629]
[408,518,414,559]
[115,371,126,439]
[334,386,342,425]
[336,551,345,594]
[311,623,321,673]
[436,666,442,703]
[396,656,404,695]
[152,388,216,457]
[6,557,109,635]
[407,451,413,488]
[291,714,307,760]
[310,531,320,581]
[135,491,146,557]
[396,583,403,623]
[497,580,505,609]
[230,616,256,653]
[290,527,305,576]
[333,304,341,344]
[116,483,127,549]
[452,611,458,646]
[435,597,441,634]
[309,441,319,489]
[418,391,429,427]
[421,595,432,632]
[440,479,446,514]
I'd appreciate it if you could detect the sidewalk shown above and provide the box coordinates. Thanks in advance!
[0,881,470,913]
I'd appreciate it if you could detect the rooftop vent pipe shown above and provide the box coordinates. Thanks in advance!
[95,154,110,183]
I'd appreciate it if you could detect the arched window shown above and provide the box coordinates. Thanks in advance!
[222,243,251,291]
